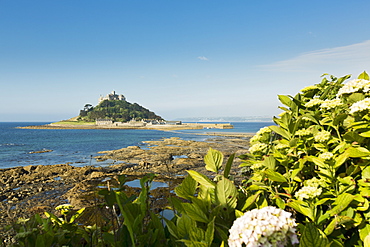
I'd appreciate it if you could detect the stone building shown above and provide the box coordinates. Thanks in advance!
[95,119,113,125]
[98,91,126,104]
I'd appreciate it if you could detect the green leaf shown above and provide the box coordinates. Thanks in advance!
[44,212,62,226]
[365,235,370,247]
[324,216,354,235]
[360,187,370,197]
[187,170,216,189]
[327,193,354,216]
[182,203,209,223]
[205,217,215,246]
[216,177,238,210]
[175,175,197,200]
[348,92,365,104]
[343,131,365,143]
[116,193,136,246]
[241,191,262,211]
[301,114,319,124]
[363,166,370,179]
[235,210,244,218]
[346,146,370,158]
[69,207,85,223]
[169,196,184,213]
[269,125,291,140]
[359,131,370,137]
[263,156,276,170]
[299,223,329,247]
[204,148,224,173]
[287,200,315,221]
[223,153,235,178]
[264,169,288,183]
[177,215,195,238]
[275,196,285,209]
[334,153,349,168]
[360,225,370,242]
[358,71,370,80]
[307,156,327,167]
[278,94,293,108]
[164,218,179,239]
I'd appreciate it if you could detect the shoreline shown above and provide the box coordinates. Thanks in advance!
[0,135,251,239]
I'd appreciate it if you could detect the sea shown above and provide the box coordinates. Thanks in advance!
[0,122,272,170]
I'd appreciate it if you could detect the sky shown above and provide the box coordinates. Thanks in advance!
[1,1,370,122]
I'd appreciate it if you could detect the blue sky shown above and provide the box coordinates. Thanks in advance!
[2,1,370,121]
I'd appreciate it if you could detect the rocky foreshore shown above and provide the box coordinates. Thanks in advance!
[0,136,251,240]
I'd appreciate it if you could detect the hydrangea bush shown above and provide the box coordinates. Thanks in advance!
[241,72,370,246]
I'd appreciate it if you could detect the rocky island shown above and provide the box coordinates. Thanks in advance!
[19,91,234,131]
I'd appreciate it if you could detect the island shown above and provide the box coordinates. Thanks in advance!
[19,91,234,131]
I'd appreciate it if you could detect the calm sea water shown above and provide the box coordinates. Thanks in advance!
[0,122,272,169]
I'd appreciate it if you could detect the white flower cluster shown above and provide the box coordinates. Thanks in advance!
[250,127,272,143]
[320,99,343,110]
[295,129,311,136]
[304,98,323,108]
[314,130,331,142]
[337,79,370,97]
[319,152,334,160]
[251,162,264,170]
[228,206,299,247]
[295,186,322,201]
[304,177,324,187]
[349,98,370,114]
[249,142,268,154]
[275,143,290,150]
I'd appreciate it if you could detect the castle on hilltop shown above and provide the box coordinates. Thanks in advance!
[98,91,126,104]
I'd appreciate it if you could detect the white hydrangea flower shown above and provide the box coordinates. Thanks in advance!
[337,79,370,96]
[301,85,318,92]
[250,127,271,143]
[320,99,343,110]
[228,206,299,247]
[349,98,370,114]
[249,142,268,154]
[251,162,264,170]
[319,152,334,160]
[295,186,322,201]
[250,135,259,143]
[305,177,323,187]
[304,98,323,108]
[258,127,272,135]
[295,129,311,136]
[364,83,370,93]
[314,130,331,142]
[275,143,290,150]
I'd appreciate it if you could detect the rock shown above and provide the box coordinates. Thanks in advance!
[0,136,250,241]
[29,149,53,154]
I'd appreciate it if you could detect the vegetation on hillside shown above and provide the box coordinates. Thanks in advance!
[78,100,164,122]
